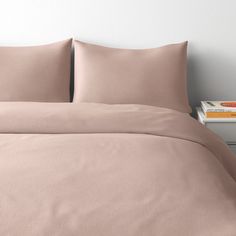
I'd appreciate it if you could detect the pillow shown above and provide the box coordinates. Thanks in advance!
[73,40,191,113]
[0,39,72,102]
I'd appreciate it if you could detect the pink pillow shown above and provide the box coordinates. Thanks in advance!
[73,40,191,113]
[0,39,72,102]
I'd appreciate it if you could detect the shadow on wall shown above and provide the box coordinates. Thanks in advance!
[70,47,74,102]
[187,49,236,115]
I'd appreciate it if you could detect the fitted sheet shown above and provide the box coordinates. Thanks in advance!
[0,102,236,236]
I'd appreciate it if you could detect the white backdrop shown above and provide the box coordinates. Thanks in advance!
[0,0,236,109]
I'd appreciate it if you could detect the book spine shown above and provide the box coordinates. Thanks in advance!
[204,109,236,113]
[206,112,236,118]
[201,104,236,113]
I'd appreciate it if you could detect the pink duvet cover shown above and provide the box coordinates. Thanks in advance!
[0,102,236,236]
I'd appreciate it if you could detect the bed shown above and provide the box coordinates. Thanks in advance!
[0,39,236,235]
[0,102,236,235]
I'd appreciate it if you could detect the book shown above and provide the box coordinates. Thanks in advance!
[201,101,236,118]
[204,112,236,118]
[197,107,236,123]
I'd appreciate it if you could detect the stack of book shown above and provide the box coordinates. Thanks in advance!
[201,101,236,118]
[197,101,236,144]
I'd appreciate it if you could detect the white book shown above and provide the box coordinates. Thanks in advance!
[201,101,236,113]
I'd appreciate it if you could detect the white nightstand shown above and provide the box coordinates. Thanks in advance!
[196,107,236,155]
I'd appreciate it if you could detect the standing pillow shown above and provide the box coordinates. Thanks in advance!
[73,40,191,113]
[0,39,72,102]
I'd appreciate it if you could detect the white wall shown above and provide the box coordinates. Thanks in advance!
[0,0,236,109]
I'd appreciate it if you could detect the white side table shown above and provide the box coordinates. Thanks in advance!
[196,107,236,155]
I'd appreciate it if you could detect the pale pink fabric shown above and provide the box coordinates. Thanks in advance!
[0,103,236,236]
[0,39,72,102]
[73,40,191,113]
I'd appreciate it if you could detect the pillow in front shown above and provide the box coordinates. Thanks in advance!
[0,39,72,102]
[73,40,191,113]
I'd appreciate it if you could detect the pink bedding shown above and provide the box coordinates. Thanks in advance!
[0,102,236,236]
